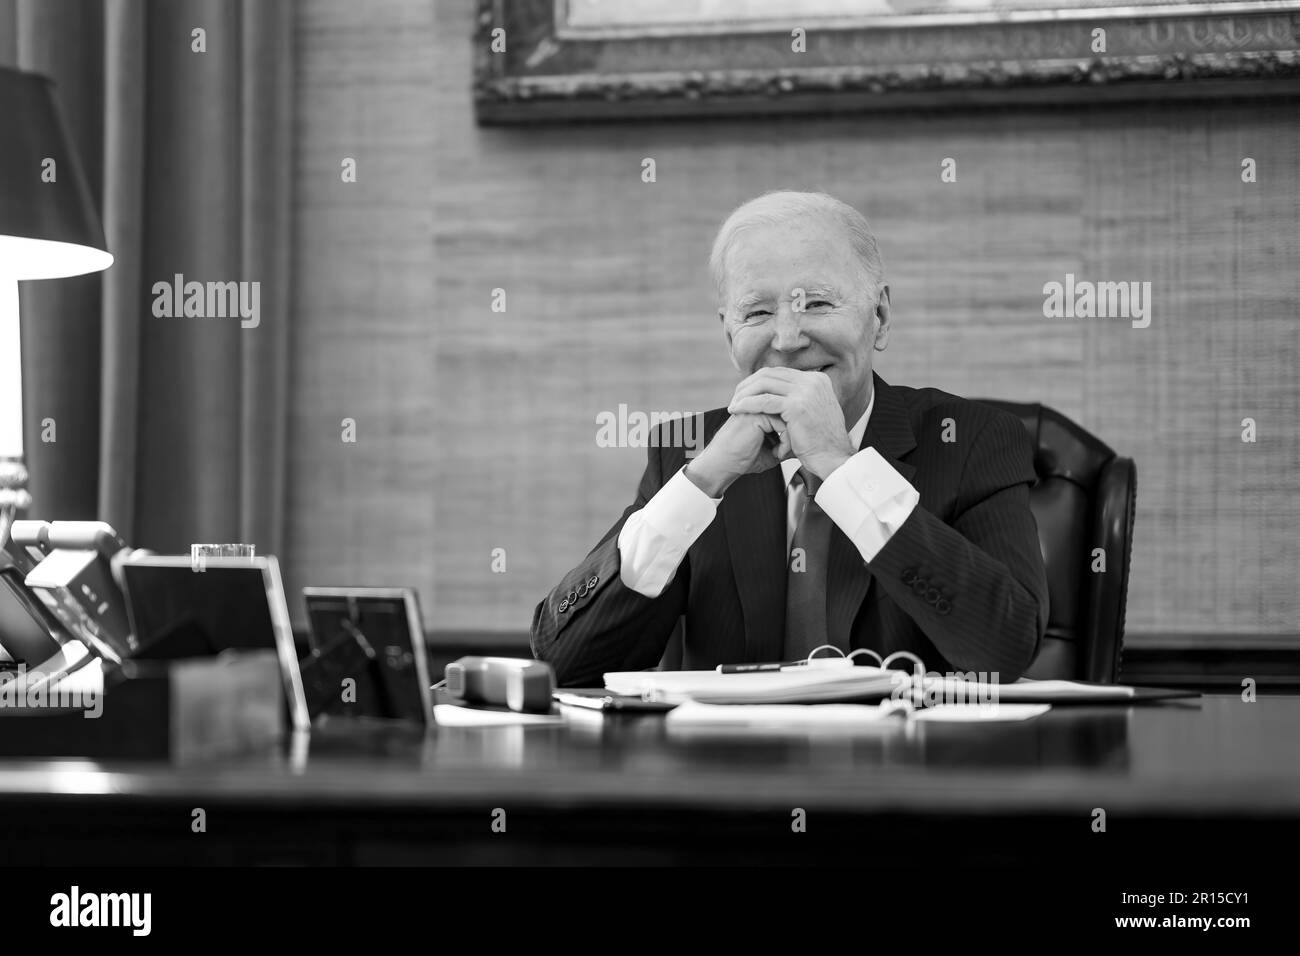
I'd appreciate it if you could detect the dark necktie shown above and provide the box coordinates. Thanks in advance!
[784,467,832,661]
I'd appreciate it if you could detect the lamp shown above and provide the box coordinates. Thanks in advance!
[0,66,113,542]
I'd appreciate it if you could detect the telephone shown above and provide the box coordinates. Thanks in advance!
[0,525,72,667]
[3,520,139,666]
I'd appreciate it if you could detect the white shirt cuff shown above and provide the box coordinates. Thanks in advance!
[617,466,720,597]
[815,446,920,562]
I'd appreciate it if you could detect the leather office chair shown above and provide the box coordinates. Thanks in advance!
[975,400,1136,683]
[659,402,1136,684]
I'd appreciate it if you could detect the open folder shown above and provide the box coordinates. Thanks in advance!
[603,661,1198,706]
[604,665,902,704]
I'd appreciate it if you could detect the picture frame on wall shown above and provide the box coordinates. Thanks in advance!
[473,0,1300,123]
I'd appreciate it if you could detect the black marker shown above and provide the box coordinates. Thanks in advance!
[716,661,803,674]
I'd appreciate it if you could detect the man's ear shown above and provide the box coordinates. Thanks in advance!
[873,284,892,351]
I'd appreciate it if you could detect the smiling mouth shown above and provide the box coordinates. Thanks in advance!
[775,363,832,373]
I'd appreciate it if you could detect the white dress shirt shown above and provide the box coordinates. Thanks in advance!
[617,388,921,597]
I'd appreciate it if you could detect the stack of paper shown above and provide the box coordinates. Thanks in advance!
[665,699,911,731]
[433,704,565,727]
[665,699,1051,733]
[604,666,907,704]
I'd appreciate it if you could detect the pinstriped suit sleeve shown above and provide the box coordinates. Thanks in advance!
[530,440,690,687]
[866,410,1049,681]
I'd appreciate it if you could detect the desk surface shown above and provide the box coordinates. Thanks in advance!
[1,694,1297,810]
[1,694,1297,864]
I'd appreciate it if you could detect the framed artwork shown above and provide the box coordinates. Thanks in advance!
[473,0,1300,122]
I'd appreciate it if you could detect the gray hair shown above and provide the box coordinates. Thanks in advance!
[708,190,886,306]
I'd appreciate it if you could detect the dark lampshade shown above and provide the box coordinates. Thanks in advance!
[0,65,113,279]
[0,65,112,468]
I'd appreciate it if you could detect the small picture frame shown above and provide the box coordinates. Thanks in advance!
[302,587,433,725]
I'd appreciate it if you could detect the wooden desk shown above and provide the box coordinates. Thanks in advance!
[0,694,1296,866]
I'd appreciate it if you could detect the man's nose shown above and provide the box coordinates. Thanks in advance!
[770,306,806,352]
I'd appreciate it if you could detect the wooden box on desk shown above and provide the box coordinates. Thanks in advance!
[0,649,285,761]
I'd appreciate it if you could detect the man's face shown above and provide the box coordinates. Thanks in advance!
[718,219,888,420]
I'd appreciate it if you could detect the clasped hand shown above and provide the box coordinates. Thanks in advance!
[684,368,856,497]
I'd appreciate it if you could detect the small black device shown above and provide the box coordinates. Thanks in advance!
[0,526,72,667]
[553,691,677,713]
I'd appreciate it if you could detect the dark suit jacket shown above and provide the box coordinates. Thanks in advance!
[531,373,1049,687]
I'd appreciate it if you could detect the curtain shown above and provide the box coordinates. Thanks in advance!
[0,0,293,556]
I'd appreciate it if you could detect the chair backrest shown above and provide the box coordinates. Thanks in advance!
[974,400,1137,683]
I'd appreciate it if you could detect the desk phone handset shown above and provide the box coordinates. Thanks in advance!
[5,520,139,665]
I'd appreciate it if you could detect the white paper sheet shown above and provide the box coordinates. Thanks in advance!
[433,704,566,727]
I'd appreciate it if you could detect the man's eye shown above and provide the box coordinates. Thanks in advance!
[807,300,832,310]
[744,310,771,321]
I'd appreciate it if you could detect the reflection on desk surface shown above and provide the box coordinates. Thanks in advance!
[0,695,1296,816]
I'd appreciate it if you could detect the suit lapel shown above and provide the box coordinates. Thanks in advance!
[722,465,787,663]
[825,373,918,651]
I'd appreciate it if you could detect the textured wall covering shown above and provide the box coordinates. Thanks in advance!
[287,0,1299,641]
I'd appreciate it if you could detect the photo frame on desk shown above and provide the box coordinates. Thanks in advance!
[302,587,433,726]
[473,0,1300,123]
[118,554,311,732]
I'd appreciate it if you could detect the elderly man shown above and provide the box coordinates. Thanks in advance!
[531,191,1048,687]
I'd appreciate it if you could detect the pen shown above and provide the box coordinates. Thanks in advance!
[716,661,803,674]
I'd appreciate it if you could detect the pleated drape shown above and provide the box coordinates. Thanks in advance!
[0,0,294,557]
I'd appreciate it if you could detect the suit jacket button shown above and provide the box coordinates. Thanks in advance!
[901,568,917,584]
[567,590,579,604]
[559,599,570,613]
[935,598,951,615]
[925,587,941,604]
[577,583,589,598]
[912,579,928,595]
[587,575,599,588]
